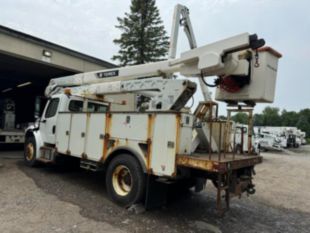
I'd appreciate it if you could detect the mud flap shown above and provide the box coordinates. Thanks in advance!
[144,175,168,210]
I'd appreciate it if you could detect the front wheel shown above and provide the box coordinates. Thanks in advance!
[106,154,145,207]
[24,136,38,167]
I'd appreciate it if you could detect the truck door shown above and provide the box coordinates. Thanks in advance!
[40,97,60,144]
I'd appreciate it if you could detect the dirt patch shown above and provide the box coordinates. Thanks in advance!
[254,146,310,213]
[0,157,124,233]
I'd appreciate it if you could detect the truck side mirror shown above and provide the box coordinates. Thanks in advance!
[34,96,47,119]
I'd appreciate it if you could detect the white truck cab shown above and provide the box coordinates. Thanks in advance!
[39,94,108,145]
[25,94,109,164]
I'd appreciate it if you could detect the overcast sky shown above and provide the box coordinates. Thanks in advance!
[0,0,309,114]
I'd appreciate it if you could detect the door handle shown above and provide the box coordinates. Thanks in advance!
[52,125,56,134]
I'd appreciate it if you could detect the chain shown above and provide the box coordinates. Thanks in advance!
[254,49,260,68]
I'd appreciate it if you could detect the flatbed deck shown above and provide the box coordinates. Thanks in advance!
[176,153,262,173]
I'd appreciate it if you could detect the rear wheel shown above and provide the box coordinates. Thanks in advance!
[24,136,38,167]
[106,154,145,207]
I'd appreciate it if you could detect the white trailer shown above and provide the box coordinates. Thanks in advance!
[24,5,281,214]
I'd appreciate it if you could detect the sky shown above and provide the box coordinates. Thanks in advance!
[0,0,309,114]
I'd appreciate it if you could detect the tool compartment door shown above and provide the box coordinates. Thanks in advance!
[69,114,87,157]
[55,113,71,153]
[150,114,177,176]
[85,113,105,161]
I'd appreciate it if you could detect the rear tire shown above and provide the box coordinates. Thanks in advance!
[106,154,145,207]
[24,136,38,167]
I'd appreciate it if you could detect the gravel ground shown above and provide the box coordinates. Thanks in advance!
[0,147,310,233]
[254,146,310,213]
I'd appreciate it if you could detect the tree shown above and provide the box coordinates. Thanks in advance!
[231,113,248,124]
[280,110,299,126]
[253,113,264,126]
[262,107,281,126]
[112,0,169,66]
[296,115,310,137]
[299,109,310,123]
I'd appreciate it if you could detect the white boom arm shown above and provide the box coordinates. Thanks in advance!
[45,32,265,98]
[168,4,219,152]
[169,4,197,59]
[62,77,197,111]
[168,4,212,101]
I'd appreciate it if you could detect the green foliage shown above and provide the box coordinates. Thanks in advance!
[262,107,281,126]
[296,115,310,134]
[299,109,310,123]
[253,113,264,126]
[112,0,169,65]
[281,110,299,126]
[231,113,248,124]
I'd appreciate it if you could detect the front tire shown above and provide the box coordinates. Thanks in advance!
[24,136,38,167]
[106,154,145,207]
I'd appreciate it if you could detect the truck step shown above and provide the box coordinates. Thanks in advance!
[80,160,100,172]
[37,157,54,164]
[39,146,56,162]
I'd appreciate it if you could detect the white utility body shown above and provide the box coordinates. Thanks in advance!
[24,5,281,214]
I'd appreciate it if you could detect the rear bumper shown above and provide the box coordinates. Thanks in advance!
[176,154,262,173]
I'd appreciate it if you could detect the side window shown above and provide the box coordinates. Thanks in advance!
[69,100,83,112]
[87,102,108,113]
[45,98,60,118]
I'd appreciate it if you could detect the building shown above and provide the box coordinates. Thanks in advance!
[0,25,115,126]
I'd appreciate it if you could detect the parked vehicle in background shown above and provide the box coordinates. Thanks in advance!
[255,131,283,151]
[254,126,307,150]
[232,123,260,154]
[0,99,24,145]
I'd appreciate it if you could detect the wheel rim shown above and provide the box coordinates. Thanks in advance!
[112,165,132,196]
[25,143,34,161]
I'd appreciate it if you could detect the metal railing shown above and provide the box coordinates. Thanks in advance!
[194,101,256,162]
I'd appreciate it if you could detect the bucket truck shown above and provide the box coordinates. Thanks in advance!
[254,126,306,150]
[24,5,281,214]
